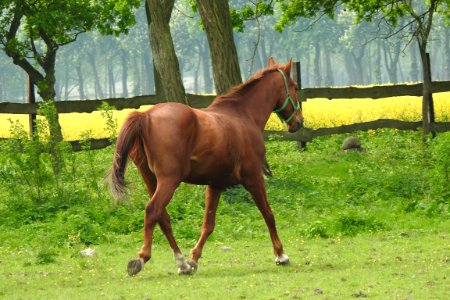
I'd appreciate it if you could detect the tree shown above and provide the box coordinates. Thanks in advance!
[145,0,186,103]
[0,0,140,142]
[195,0,242,94]
[275,0,449,137]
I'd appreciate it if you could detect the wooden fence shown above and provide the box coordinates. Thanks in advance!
[1,80,450,150]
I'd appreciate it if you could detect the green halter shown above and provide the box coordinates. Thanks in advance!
[273,69,300,123]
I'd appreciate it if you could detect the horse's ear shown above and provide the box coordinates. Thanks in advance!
[284,58,292,74]
[268,57,276,67]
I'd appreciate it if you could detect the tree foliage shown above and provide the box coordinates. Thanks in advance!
[0,0,140,97]
[275,0,448,32]
[0,0,140,161]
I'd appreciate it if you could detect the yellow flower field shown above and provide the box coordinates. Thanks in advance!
[1,92,449,140]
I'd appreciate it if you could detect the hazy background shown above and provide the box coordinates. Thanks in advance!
[1,1,449,102]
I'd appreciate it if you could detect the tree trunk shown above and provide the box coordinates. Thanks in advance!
[108,62,116,98]
[196,0,242,95]
[121,49,128,98]
[36,51,65,172]
[88,53,104,99]
[37,49,64,141]
[201,40,213,94]
[142,51,153,94]
[324,50,334,86]
[259,35,268,66]
[409,44,419,82]
[153,62,164,99]
[63,59,69,100]
[313,42,321,86]
[145,0,186,103]
[75,65,85,99]
[383,40,400,84]
[374,41,382,84]
[194,52,201,94]
[444,28,450,81]
[411,0,437,139]
[419,46,434,138]
[343,52,356,85]
[351,44,367,85]
[254,44,264,71]
[132,56,141,95]
[304,51,310,87]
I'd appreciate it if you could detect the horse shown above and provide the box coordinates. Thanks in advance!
[109,57,304,276]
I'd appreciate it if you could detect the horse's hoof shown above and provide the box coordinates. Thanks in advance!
[178,261,197,275]
[128,258,144,276]
[188,260,198,273]
[178,267,193,275]
[275,254,290,266]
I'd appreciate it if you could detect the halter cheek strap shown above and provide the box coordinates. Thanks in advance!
[273,69,300,123]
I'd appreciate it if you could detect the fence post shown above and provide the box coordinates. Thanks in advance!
[293,61,302,101]
[27,74,36,138]
[293,61,307,150]
[426,53,436,138]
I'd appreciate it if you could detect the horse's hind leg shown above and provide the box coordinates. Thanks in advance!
[158,208,196,275]
[127,179,179,276]
[190,186,222,265]
[128,153,156,276]
[243,178,290,265]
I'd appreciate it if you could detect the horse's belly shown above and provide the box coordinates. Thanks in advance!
[183,158,240,187]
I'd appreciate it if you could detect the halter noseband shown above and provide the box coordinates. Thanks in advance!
[273,69,300,123]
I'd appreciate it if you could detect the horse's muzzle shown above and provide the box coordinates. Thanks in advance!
[288,120,303,133]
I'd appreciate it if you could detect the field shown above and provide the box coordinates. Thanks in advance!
[0,92,449,140]
[1,231,448,299]
[0,93,449,299]
[0,122,449,299]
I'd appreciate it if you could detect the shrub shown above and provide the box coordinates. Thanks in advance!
[35,248,58,265]
[336,211,385,237]
[303,220,330,238]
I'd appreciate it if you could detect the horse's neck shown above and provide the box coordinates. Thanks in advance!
[244,86,279,130]
[211,73,279,130]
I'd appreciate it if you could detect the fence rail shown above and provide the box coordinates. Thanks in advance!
[1,81,450,114]
[65,119,449,151]
[1,80,449,150]
[298,80,450,99]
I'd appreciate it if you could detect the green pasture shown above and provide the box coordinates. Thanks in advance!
[0,128,449,299]
[1,231,448,299]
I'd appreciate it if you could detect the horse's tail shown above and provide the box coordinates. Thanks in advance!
[109,111,144,201]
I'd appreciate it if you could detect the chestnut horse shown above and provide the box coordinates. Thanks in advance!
[109,58,304,276]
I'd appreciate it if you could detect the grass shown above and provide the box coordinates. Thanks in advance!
[0,123,449,298]
[1,230,448,299]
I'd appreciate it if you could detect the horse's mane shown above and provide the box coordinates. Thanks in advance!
[214,64,284,103]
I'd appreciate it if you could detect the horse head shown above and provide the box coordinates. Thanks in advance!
[269,57,304,133]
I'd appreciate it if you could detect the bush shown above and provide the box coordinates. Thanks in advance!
[303,220,330,238]
[336,211,385,237]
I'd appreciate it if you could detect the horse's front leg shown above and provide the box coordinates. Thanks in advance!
[127,181,178,276]
[190,186,222,267]
[243,177,290,266]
